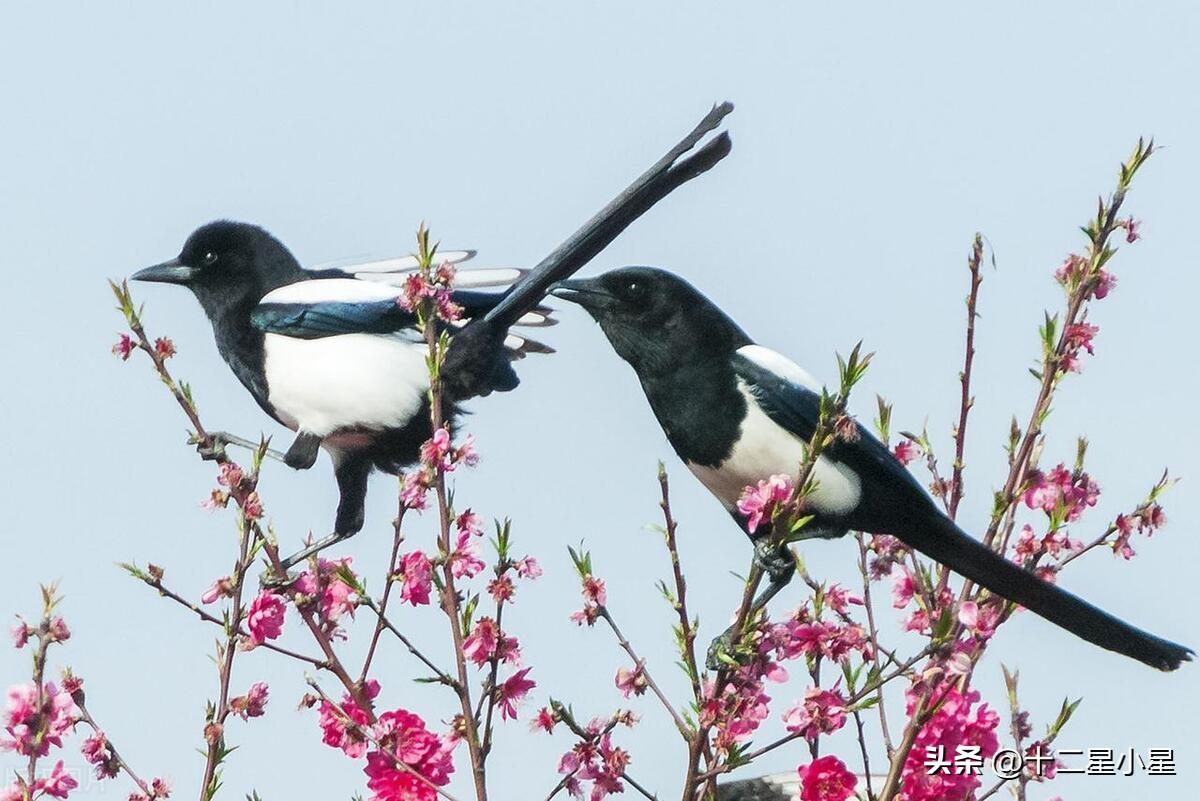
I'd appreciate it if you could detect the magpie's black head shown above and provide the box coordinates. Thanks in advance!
[550,267,751,376]
[132,221,304,320]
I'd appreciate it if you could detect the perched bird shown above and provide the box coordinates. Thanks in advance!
[131,104,733,569]
[551,267,1193,671]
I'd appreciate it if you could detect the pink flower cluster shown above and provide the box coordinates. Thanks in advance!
[736,474,794,534]
[797,755,857,801]
[893,439,923,466]
[1022,464,1099,523]
[364,709,456,801]
[1055,253,1116,300]
[2,761,79,800]
[1112,504,1167,559]
[400,429,480,510]
[245,590,286,646]
[1012,524,1081,564]
[319,679,381,758]
[294,556,359,634]
[570,575,607,627]
[229,682,269,720]
[462,617,521,667]
[1060,322,1099,373]
[81,731,120,779]
[866,535,910,579]
[557,717,634,801]
[614,663,648,698]
[898,682,999,801]
[397,551,434,606]
[397,261,463,322]
[1,682,78,757]
[782,685,847,742]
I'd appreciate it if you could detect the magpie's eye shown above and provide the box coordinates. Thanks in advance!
[620,280,647,303]
[202,251,218,266]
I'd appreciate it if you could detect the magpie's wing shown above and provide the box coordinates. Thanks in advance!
[251,278,553,354]
[730,348,926,500]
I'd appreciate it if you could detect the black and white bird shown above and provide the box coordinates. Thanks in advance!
[550,267,1193,671]
[131,104,733,569]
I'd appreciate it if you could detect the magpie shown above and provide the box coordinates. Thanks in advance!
[130,103,733,570]
[550,267,1193,671]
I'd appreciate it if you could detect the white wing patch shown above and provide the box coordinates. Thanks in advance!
[686,381,862,517]
[736,344,823,392]
[263,332,428,438]
[308,250,476,275]
[261,279,402,305]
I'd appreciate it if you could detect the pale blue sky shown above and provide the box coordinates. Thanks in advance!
[1,3,1197,800]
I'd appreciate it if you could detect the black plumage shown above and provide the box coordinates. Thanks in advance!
[552,266,1193,671]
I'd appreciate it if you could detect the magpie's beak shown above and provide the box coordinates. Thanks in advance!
[549,278,612,312]
[131,257,197,285]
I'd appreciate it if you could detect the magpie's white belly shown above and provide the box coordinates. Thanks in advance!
[687,383,862,518]
[263,332,428,438]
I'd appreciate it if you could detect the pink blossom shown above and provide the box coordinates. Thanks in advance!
[399,472,430,511]
[200,577,233,605]
[318,679,379,758]
[1122,217,1141,242]
[487,575,515,603]
[398,551,433,607]
[10,620,30,649]
[582,576,606,606]
[783,687,848,742]
[463,618,499,666]
[216,462,244,488]
[899,682,999,801]
[242,491,264,520]
[449,530,486,579]
[615,664,648,698]
[398,272,435,312]
[33,760,77,799]
[890,565,917,609]
[45,617,69,643]
[532,707,557,733]
[364,708,455,801]
[1,682,78,757]
[153,337,176,360]
[230,682,269,720]
[294,557,359,625]
[893,439,922,466]
[797,755,856,801]
[455,434,479,468]
[82,731,120,779]
[823,584,862,614]
[515,557,542,579]
[1093,268,1117,299]
[1061,322,1100,373]
[496,668,536,721]
[557,732,629,801]
[569,607,600,627]
[736,474,794,533]
[0,785,18,801]
[112,333,136,360]
[455,509,483,538]
[420,428,452,470]
[245,591,286,646]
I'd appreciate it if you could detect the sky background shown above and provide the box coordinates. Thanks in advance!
[2,3,1197,800]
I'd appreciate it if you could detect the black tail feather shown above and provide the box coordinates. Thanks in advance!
[483,102,734,329]
[896,511,1193,671]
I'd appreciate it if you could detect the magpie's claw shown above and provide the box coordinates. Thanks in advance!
[706,627,737,671]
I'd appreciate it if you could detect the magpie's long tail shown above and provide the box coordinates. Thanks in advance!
[895,510,1193,671]
[483,101,734,329]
